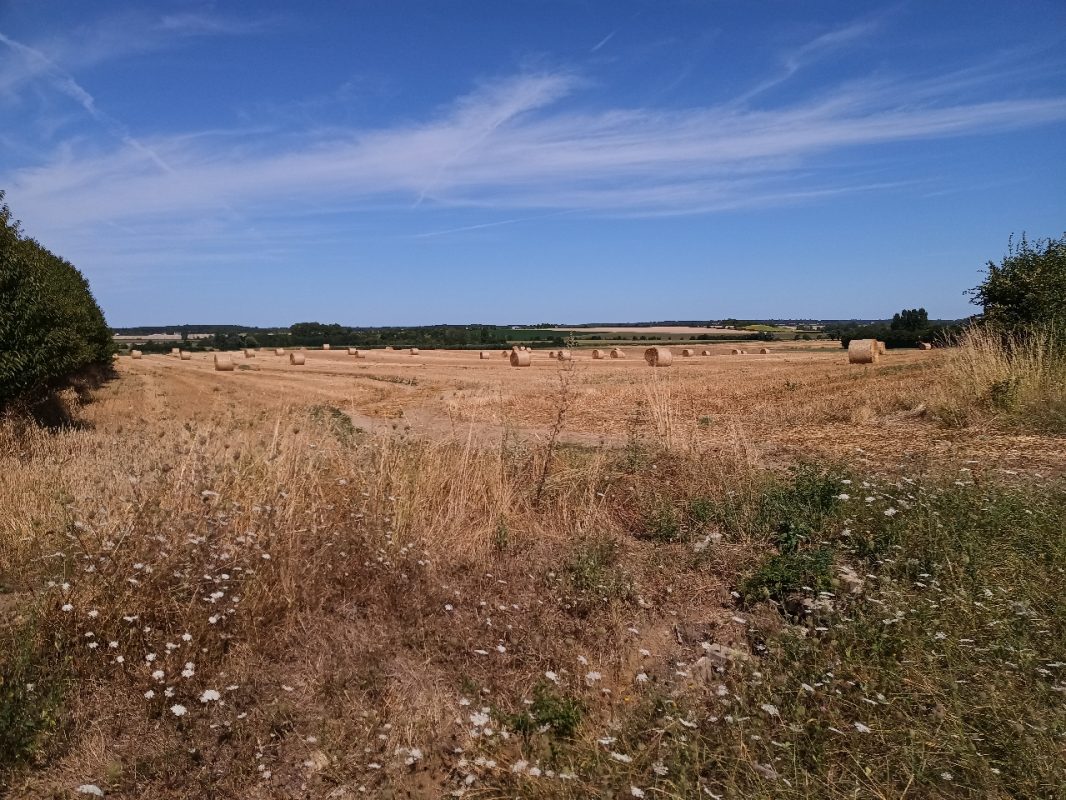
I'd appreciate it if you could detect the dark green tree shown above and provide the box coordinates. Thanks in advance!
[1,191,114,408]
[970,233,1066,330]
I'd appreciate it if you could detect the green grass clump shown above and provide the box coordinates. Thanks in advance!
[484,473,1066,798]
[0,617,70,782]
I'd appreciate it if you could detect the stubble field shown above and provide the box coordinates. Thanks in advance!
[1,343,1064,799]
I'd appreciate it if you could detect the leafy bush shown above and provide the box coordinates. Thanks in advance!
[970,232,1066,331]
[0,192,113,408]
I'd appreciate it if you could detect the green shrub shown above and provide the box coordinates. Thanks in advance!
[0,192,114,408]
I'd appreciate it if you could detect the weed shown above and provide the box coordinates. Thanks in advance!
[505,681,583,740]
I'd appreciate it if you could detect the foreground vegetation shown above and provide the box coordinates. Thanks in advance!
[1,370,1063,797]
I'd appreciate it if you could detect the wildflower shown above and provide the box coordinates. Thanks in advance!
[170,704,187,717]
[545,671,559,683]
[528,766,541,777]
[76,786,104,797]
[884,508,898,517]
[115,656,125,664]
[941,772,953,781]
[152,670,165,681]
[854,722,872,733]
[585,671,602,685]
[610,752,632,763]
[495,644,506,653]
[61,603,74,612]
[469,711,490,727]
[511,760,528,773]
[444,604,454,612]
[208,615,220,624]
[631,789,646,798]
[760,703,779,718]
[652,762,668,776]
[145,653,156,663]
[87,609,99,618]
[144,690,155,699]
[199,689,221,703]
[836,493,851,501]
[181,632,192,642]
[635,672,649,684]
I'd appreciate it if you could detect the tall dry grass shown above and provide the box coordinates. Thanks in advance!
[936,324,1066,430]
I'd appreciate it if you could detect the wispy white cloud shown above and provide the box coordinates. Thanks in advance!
[8,67,1065,230]
[591,30,617,53]
[0,10,276,99]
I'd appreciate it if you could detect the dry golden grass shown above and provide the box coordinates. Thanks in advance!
[2,344,1064,798]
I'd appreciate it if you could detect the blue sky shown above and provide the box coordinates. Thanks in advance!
[1,1,1064,326]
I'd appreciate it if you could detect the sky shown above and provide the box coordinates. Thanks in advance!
[1,1,1064,327]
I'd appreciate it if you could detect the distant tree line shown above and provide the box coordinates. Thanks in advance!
[826,308,961,349]
[0,191,114,409]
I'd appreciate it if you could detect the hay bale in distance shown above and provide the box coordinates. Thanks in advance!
[509,350,531,367]
[170,347,180,356]
[730,348,744,355]
[275,348,285,356]
[179,351,192,360]
[848,339,879,364]
[130,350,142,359]
[759,348,771,354]
[244,348,256,358]
[610,348,625,359]
[682,348,695,357]
[480,351,491,359]
[409,348,420,355]
[591,349,605,359]
[644,347,672,367]
[322,343,330,350]
[701,349,711,356]
[214,354,235,371]
[556,349,572,361]
[501,350,510,358]
[289,353,306,365]
[877,341,887,355]
[918,342,933,350]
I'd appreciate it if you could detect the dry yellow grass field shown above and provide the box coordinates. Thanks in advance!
[2,344,1064,798]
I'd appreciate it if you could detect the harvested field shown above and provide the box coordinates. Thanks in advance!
[2,343,1064,799]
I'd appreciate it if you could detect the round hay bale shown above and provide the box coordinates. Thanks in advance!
[509,350,531,367]
[682,348,695,357]
[847,339,879,364]
[918,342,932,350]
[130,350,142,359]
[644,347,672,367]
[547,350,556,358]
[701,349,711,356]
[610,348,625,359]
[274,348,284,356]
[322,343,330,351]
[480,351,491,359]
[179,351,192,360]
[289,353,306,365]
[759,347,771,354]
[591,349,605,359]
[501,350,510,358]
[409,348,420,355]
[878,341,887,355]
[214,354,234,371]
[244,348,256,358]
[556,349,572,361]
[170,347,180,356]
